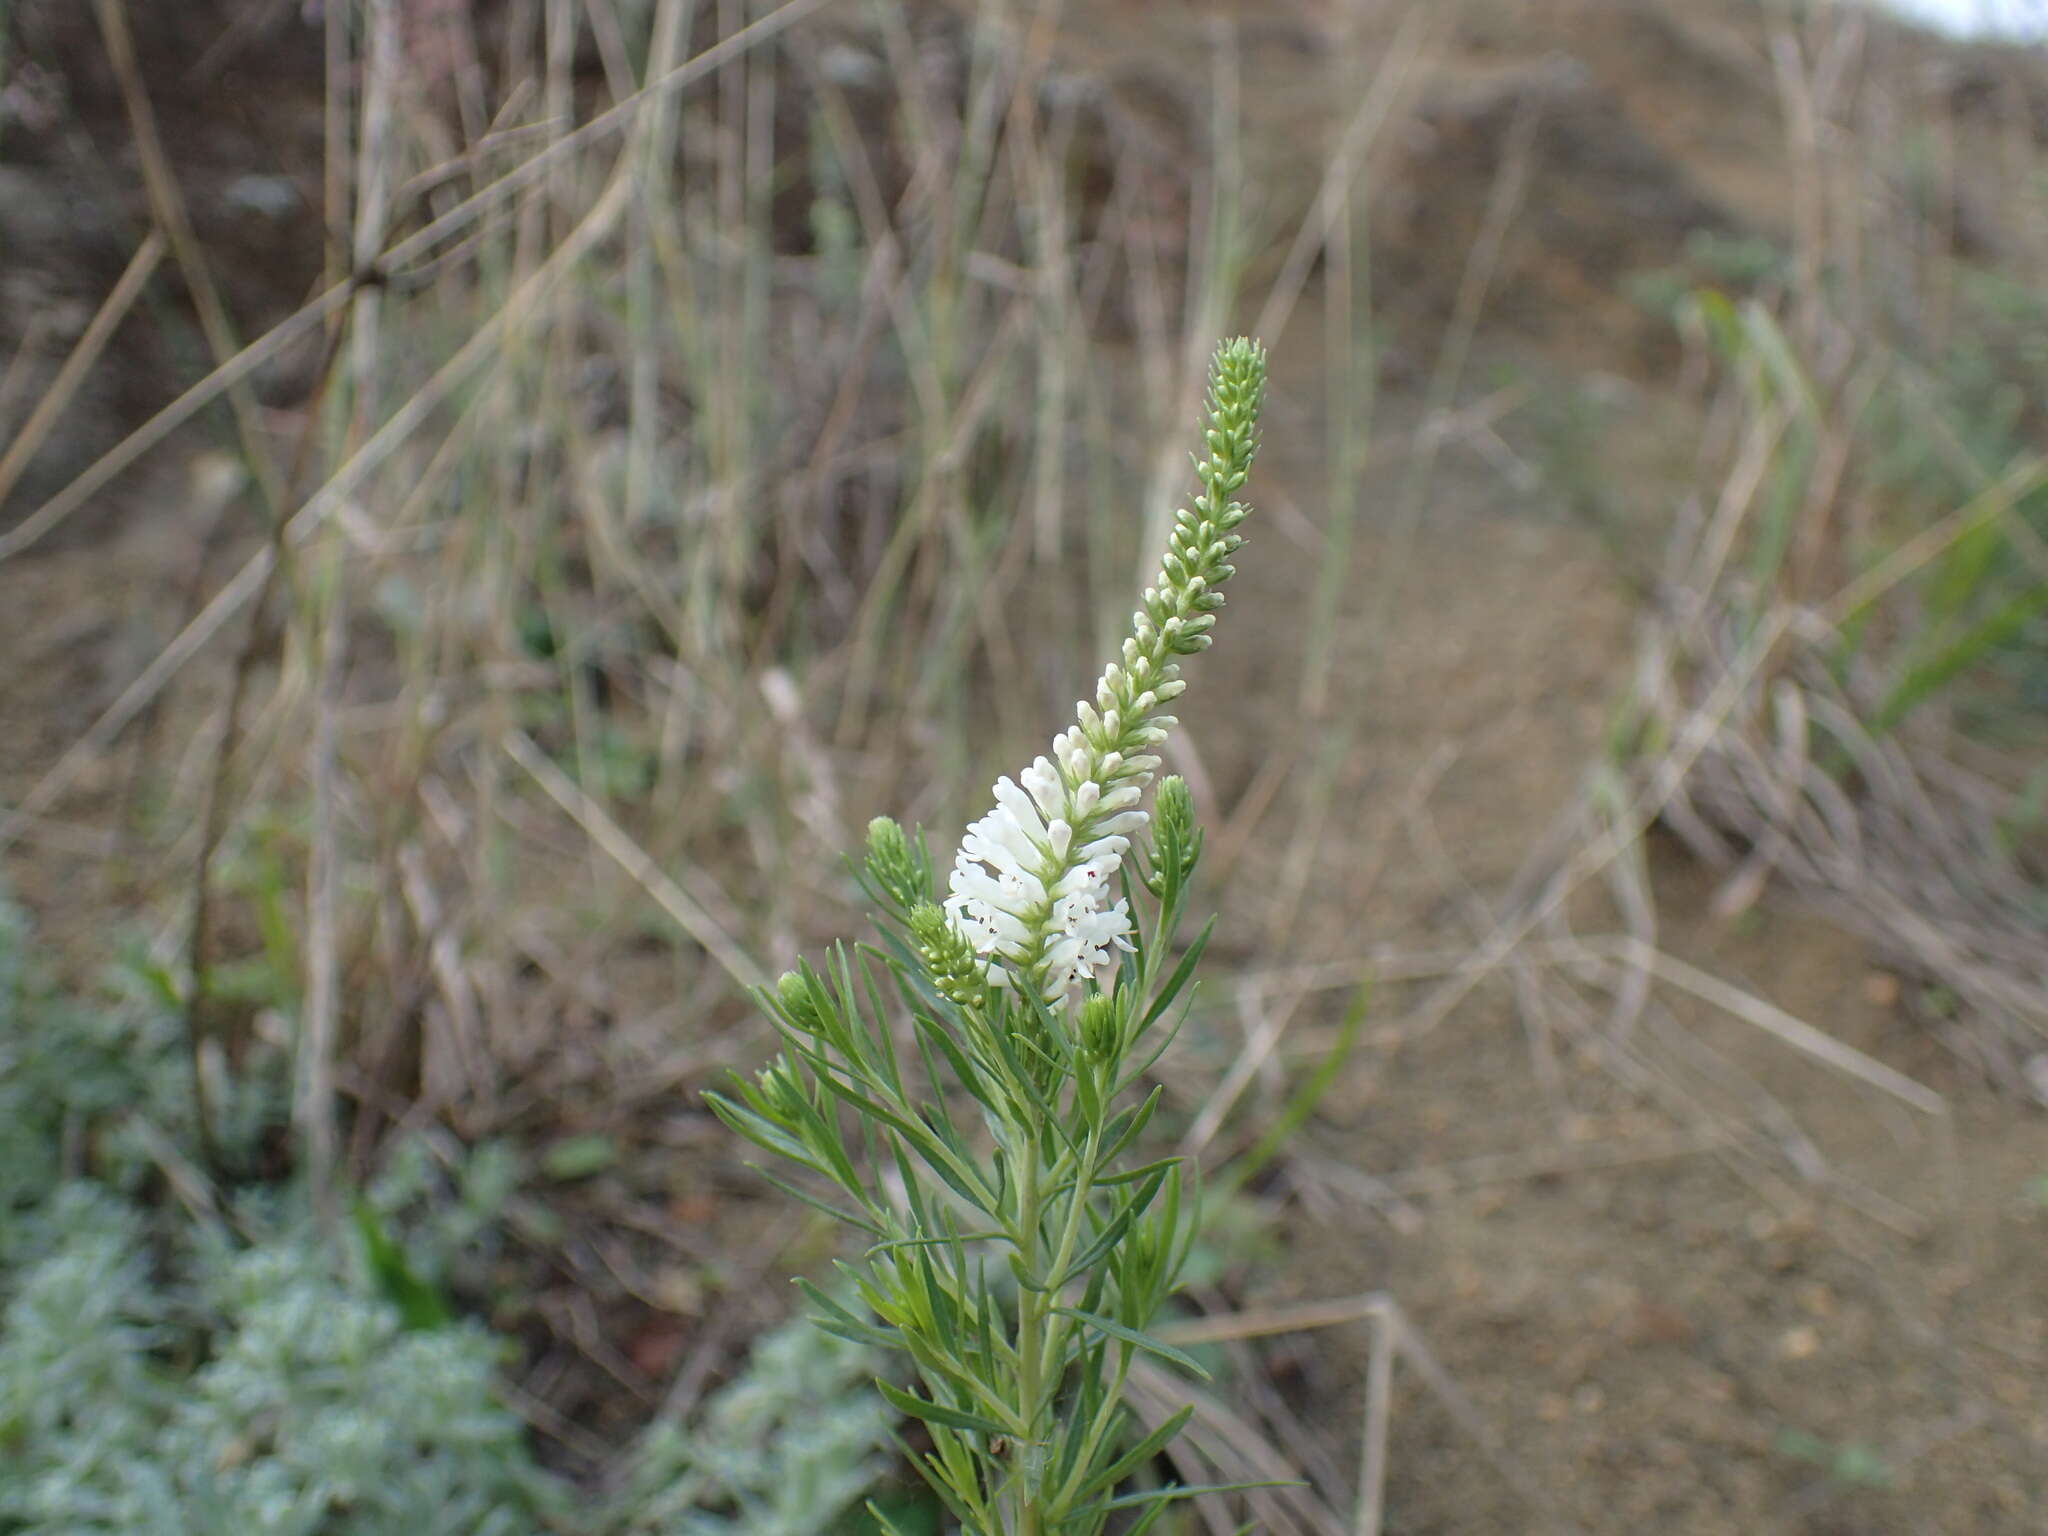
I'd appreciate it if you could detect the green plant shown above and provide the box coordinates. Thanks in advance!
[1773,1427,1895,1493]
[0,1187,568,1536]
[0,898,555,1536]
[710,339,1271,1536]
[0,894,899,1536]
[612,1309,895,1536]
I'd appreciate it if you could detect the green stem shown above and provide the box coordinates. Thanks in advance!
[1013,1123,1046,1536]
[1035,1132,1099,1377]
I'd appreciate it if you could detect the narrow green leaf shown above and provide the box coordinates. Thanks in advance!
[1095,1479,1302,1513]
[539,1132,617,1180]
[1091,1154,1183,1189]
[783,1083,871,1196]
[352,1199,452,1332]
[1054,1309,1211,1380]
[1098,1085,1164,1165]
[795,1278,897,1349]
[1072,1404,1194,1501]
[752,1165,884,1238]
[867,1231,1006,1256]
[1140,918,1214,1031]
[1056,1168,1169,1287]
[858,1497,933,1536]
[875,1379,1017,1439]
[814,1075,992,1213]
[1876,579,2048,732]
[1053,1368,1110,1494]
[916,1244,959,1356]
[853,944,912,1097]
[703,1092,813,1170]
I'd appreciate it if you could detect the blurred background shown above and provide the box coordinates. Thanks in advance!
[2,0,2046,1531]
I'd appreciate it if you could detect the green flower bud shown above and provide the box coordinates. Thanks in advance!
[755,1058,806,1120]
[776,969,827,1033]
[1148,775,1201,893]
[908,902,987,1008]
[864,816,927,909]
[1079,993,1122,1063]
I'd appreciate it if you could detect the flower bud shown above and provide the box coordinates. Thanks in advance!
[909,902,988,1008]
[1149,776,1201,889]
[755,1058,807,1120]
[864,816,926,909]
[1079,993,1123,1063]
[776,969,827,1033]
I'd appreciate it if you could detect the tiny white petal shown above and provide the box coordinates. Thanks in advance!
[1021,756,1065,819]
[992,776,1047,840]
[1047,819,1073,860]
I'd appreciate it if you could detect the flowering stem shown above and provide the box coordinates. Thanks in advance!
[711,338,1269,1536]
[1012,1130,1046,1536]
[943,338,1267,1008]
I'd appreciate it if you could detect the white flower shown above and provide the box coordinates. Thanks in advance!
[939,337,1265,1010]
[943,753,1147,1004]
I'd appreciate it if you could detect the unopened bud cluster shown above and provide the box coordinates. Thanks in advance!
[909,902,988,1009]
[863,816,927,911]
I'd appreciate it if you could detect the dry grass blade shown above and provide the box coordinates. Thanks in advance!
[0,0,825,566]
[0,291,349,563]
[1250,7,1434,347]
[396,843,488,1112]
[0,229,164,511]
[299,590,345,1229]
[1394,608,1798,1046]
[1151,1295,1583,1536]
[90,0,287,513]
[503,729,764,992]
[1123,1355,1343,1536]
[0,170,634,852]
[1823,455,2048,627]
[1629,507,2048,1081]
[1178,980,1301,1163]
[1589,935,1947,1118]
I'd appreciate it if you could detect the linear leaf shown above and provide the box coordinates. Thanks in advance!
[1053,1309,1211,1380]
[1876,579,2048,732]
[1072,1404,1194,1501]
[1140,918,1213,1031]
[875,1378,1016,1439]
[1056,1168,1168,1287]
[1095,1479,1302,1513]
[752,1166,884,1238]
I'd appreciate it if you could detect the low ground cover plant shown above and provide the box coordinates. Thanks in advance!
[0,896,895,1536]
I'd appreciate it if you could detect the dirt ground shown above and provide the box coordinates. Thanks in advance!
[3,1,2046,1532]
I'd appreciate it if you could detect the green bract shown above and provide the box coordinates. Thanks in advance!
[710,338,1269,1536]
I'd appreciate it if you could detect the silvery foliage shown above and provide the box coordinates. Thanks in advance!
[711,339,1269,1536]
[0,900,890,1536]
[0,1213,558,1536]
[613,1313,894,1536]
[0,905,558,1536]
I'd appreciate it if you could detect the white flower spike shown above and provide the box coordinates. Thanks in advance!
[944,338,1266,1005]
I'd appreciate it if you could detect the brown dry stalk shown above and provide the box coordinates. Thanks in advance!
[0,230,165,510]
[89,0,288,515]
